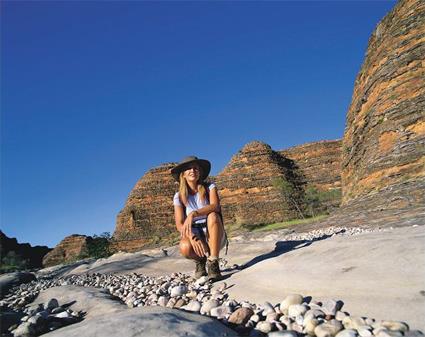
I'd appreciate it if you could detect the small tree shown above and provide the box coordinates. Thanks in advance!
[272,177,305,219]
[305,186,321,217]
[87,232,112,259]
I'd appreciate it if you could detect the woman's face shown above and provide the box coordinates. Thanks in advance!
[183,163,201,183]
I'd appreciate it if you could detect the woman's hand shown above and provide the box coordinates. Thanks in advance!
[190,235,209,257]
[181,213,194,238]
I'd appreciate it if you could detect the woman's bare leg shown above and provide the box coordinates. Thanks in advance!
[206,212,224,258]
[179,237,205,260]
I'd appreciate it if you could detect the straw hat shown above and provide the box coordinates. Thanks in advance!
[170,156,211,182]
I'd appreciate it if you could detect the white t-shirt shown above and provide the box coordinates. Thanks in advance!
[173,183,216,224]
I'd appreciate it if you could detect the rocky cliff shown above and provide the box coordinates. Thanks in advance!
[278,140,342,210]
[42,235,91,267]
[113,163,179,251]
[112,140,342,251]
[341,0,425,210]
[215,141,301,227]
[0,231,51,271]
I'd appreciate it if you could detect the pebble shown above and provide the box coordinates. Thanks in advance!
[266,312,280,323]
[210,305,232,319]
[200,299,219,315]
[322,299,341,316]
[305,317,320,335]
[288,304,308,317]
[184,300,201,312]
[336,311,348,321]
[380,321,409,332]
[280,294,304,313]
[262,301,276,315]
[170,285,187,297]
[343,316,366,330]
[256,321,273,333]
[315,319,344,337]
[336,329,359,337]
[228,307,254,325]
[358,326,373,337]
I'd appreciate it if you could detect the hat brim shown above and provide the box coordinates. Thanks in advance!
[171,159,211,182]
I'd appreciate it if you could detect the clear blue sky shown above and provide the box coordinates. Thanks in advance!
[1,1,396,248]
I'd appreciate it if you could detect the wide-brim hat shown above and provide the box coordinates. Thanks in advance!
[170,156,211,182]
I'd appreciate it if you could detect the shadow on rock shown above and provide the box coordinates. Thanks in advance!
[222,234,334,278]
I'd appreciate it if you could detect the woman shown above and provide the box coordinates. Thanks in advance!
[171,156,227,281]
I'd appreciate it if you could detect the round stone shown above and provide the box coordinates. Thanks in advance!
[380,321,409,332]
[358,326,373,337]
[336,329,358,337]
[170,285,187,297]
[304,317,319,335]
[288,304,308,317]
[266,312,280,322]
[157,296,169,307]
[343,316,366,330]
[280,294,304,313]
[228,307,254,325]
[315,320,343,337]
[250,314,260,323]
[210,305,232,319]
[305,309,326,321]
[321,299,342,316]
[256,321,273,333]
[262,301,276,315]
[336,311,348,321]
[184,300,201,312]
[200,299,219,315]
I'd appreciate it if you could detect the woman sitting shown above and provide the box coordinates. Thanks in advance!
[171,156,227,281]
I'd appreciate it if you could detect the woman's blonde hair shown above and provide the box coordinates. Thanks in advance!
[179,171,207,206]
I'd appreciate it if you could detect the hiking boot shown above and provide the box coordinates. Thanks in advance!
[194,257,207,279]
[206,258,222,281]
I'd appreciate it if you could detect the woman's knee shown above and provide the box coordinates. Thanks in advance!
[179,238,193,258]
[207,212,221,224]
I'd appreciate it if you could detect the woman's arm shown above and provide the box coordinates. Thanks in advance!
[175,205,195,238]
[174,205,185,233]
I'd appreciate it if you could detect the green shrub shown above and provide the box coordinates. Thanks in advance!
[0,251,29,273]
[86,232,112,259]
[272,177,305,219]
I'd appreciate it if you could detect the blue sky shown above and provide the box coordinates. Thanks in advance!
[1,1,396,248]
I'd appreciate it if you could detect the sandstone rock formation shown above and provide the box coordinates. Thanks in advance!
[112,140,343,251]
[0,231,51,270]
[42,235,90,267]
[215,141,301,227]
[279,140,342,191]
[113,163,178,252]
[341,0,425,210]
